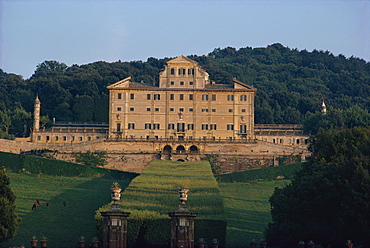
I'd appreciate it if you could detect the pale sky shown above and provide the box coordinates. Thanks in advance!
[1,0,369,79]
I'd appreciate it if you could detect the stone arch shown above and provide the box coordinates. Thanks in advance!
[176,145,186,153]
[189,145,199,154]
[163,145,172,154]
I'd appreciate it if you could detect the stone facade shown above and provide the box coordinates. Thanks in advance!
[107,56,256,142]
[3,56,311,172]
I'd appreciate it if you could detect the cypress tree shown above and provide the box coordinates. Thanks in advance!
[0,166,21,243]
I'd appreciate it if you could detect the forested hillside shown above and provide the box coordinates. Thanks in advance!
[1,43,369,138]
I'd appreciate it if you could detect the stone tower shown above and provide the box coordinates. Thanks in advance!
[34,95,40,132]
[321,99,327,114]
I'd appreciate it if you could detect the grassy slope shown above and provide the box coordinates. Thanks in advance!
[1,173,131,248]
[101,160,225,220]
[219,180,290,248]
[2,159,292,248]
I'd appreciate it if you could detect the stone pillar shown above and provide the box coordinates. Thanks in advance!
[100,184,130,248]
[34,95,40,132]
[168,189,197,248]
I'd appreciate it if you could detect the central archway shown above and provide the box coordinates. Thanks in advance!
[176,145,185,153]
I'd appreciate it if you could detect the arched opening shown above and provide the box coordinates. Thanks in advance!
[163,145,172,154]
[176,145,186,154]
[189,145,199,154]
[177,159,185,162]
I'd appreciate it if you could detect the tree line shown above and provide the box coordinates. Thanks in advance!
[1,43,370,138]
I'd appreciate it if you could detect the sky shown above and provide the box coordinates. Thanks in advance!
[0,0,369,79]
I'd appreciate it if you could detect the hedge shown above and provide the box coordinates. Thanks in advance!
[0,151,138,180]
[216,162,303,183]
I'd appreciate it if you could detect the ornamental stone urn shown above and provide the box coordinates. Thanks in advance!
[110,182,122,203]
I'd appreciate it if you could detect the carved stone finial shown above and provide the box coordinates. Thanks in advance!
[178,188,189,205]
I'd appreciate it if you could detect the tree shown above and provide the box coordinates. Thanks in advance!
[35,60,68,74]
[0,167,21,242]
[265,127,370,247]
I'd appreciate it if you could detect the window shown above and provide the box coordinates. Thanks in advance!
[189,108,193,112]
[228,109,233,112]
[212,109,216,112]
[146,108,151,111]
[202,124,208,130]
[171,68,175,75]
[154,94,161,100]
[117,107,122,111]
[55,136,59,141]
[202,109,209,112]
[179,108,184,112]
[202,94,208,101]
[79,137,83,141]
[240,95,247,101]
[37,136,41,141]
[129,107,134,111]
[170,94,174,100]
[210,124,217,130]
[180,81,184,86]
[116,123,121,132]
[240,125,247,133]
[178,68,185,75]
[189,94,193,100]
[170,108,174,112]
[171,81,174,85]
[153,123,160,129]
[179,94,184,100]
[177,123,185,132]
[147,94,151,100]
[211,94,216,101]
[72,136,75,141]
[188,68,194,75]
[188,124,194,130]
[227,124,234,130]
[63,136,67,141]
[227,95,234,101]
[130,94,135,99]
[241,109,246,113]
[145,123,151,129]
[128,123,135,129]
[155,108,159,112]
[168,123,175,129]
[88,137,91,141]
[189,81,193,85]
[118,93,122,99]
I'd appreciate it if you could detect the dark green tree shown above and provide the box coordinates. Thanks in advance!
[35,60,68,74]
[265,127,370,247]
[0,167,21,242]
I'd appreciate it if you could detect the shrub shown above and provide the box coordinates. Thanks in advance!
[0,151,138,180]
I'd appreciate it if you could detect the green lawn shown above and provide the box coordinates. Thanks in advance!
[107,160,225,220]
[2,160,291,248]
[1,173,131,248]
[219,180,290,248]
